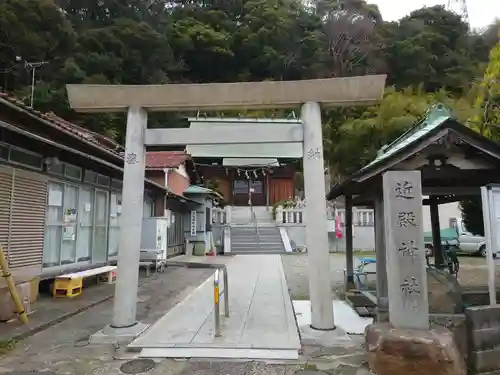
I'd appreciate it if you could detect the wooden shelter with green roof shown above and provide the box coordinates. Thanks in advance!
[327,103,500,317]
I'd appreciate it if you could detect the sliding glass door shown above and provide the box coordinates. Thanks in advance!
[92,189,108,264]
[76,187,93,262]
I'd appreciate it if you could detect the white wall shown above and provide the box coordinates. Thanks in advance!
[285,225,375,252]
[283,201,462,252]
[422,202,462,232]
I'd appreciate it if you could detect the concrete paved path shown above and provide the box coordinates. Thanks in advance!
[129,254,301,360]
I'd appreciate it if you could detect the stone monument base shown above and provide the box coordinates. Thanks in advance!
[364,323,466,375]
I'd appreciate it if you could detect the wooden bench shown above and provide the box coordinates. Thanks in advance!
[53,265,117,298]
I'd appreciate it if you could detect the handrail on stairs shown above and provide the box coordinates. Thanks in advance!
[248,193,261,250]
[250,205,261,250]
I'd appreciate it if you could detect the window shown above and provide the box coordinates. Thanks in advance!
[168,211,184,246]
[97,174,110,187]
[93,189,109,263]
[61,185,78,264]
[47,162,64,176]
[111,179,122,191]
[250,180,263,194]
[0,143,8,160]
[143,195,154,218]
[108,192,122,258]
[64,163,82,180]
[357,211,374,226]
[84,170,98,184]
[43,182,64,267]
[43,182,110,269]
[339,210,345,227]
[234,180,248,194]
[9,147,43,169]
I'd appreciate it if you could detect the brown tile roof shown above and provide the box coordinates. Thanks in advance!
[146,151,190,169]
[0,92,123,155]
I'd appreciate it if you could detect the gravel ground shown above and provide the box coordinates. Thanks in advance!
[281,252,500,300]
[281,253,351,299]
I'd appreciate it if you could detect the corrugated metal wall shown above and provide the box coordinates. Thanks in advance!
[0,166,47,269]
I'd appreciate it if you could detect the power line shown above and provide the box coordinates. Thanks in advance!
[446,0,470,25]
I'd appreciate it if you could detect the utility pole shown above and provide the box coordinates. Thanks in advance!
[24,60,49,109]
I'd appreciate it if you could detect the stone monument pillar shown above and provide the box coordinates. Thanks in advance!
[365,171,466,375]
[382,170,428,329]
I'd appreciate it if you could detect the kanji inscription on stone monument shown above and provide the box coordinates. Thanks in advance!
[382,171,429,329]
[394,180,414,199]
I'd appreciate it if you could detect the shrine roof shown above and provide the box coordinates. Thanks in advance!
[361,103,453,172]
[146,151,190,169]
[184,185,224,200]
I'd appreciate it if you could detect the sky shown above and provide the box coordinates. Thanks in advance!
[368,0,500,30]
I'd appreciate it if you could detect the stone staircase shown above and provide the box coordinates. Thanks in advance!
[230,206,285,254]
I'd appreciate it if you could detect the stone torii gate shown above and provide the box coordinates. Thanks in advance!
[66,76,386,340]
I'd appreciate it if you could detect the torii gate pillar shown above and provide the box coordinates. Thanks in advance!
[301,102,335,330]
[111,107,147,329]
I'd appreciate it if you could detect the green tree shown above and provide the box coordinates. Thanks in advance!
[231,0,327,81]
[459,197,484,235]
[323,87,475,176]
[0,0,76,92]
[381,6,476,94]
[470,40,500,138]
[0,0,497,150]
[460,39,500,232]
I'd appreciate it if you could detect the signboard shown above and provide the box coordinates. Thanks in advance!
[480,185,500,305]
[63,225,76,241]
[190,210,197,236]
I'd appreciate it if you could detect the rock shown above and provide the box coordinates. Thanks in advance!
[365,323,466,375]
[427,268,463,314]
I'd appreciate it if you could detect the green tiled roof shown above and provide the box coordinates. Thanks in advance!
[360,103,453,172]
[184,185,224,201]
[184,185,215,195]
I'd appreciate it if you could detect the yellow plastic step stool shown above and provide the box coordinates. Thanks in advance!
[53,277,83,298]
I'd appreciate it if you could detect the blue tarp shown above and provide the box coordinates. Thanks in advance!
[423,227,459,245]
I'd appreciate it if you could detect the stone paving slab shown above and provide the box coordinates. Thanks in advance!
[0,258,370,375]
[130,255,301,359]
[0,267,214,372]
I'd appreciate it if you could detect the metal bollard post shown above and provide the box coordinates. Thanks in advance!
[214,269,221,337]
[223,267,229,318]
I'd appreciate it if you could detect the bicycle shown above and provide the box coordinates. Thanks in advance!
[425,241,460,278]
